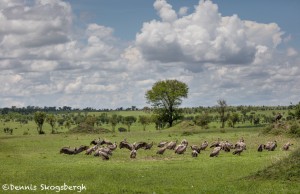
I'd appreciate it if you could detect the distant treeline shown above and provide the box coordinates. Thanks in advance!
[0,104,297,115]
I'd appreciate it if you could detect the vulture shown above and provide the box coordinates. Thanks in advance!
[85,145,98,155]
[100,139,113,145]
[190,145,201,153]
[191,150,199,157]
[156,146,167,155]
[107,142,117,151]
[158,141,168,148]
[274,113,282,122]
[144,142,153,150]
[210,138,220,148]
[60,147,76,155]
[200,141,209,151]
[210,146,221,157]
[235,141,246,150]
[166,140,177,150]
[133,142,148,150]
[257,144,264,152]
[181,139,188,146]
[264,141,277,151]
[98,151,110,160]
[282,142,293,151]
[94,147,112,156]
[90,138,101,145]
[119,140,134,151]
[175,144,187,154]
[221,141,233,152]
[232,147,244,156]
[74,145,89,154]
[130,149,137,158]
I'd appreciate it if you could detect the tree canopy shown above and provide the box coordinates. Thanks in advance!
[145,79,188,127]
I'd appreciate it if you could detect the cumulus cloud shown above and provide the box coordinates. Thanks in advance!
[0,0,299,108]
[136,0,283,67]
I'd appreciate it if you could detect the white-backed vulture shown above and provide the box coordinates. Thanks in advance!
[166,140,177,150]
[234,141,246,150]
[190,145,201,153]
[210,138,220,148]
[85,145,98,155]
[181,139,188,146]
[264,141,277,151]
[158,141,168,148]
[282,142,293,151]
[191,150,199,157]
[98,151,109,160]
[200,141,209,151]
[107,142,117,151]
[232,147,244,155]
[210,146,221,157]
[130,149,137,158]
[175,144,187,154]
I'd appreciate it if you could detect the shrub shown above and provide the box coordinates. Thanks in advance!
[289,122,300,137]
[118,127,127,132]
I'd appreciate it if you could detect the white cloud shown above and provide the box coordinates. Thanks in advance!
[136,0,283,67]
[0,0,299,108]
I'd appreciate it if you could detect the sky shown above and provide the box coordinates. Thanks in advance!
[0,0,299,109]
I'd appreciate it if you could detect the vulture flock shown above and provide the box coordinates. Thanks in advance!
[59,137,294,160]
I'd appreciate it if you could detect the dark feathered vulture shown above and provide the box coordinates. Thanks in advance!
[144,142,153,150]
[156,146,167,155]
[257,144,264,152]
[90,138,101,145]
[119,140,134,151]
[60,147,76,155]
[133,142,148,150]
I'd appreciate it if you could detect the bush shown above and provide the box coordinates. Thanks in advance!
[118,127,127,132]
[289,122,300,137]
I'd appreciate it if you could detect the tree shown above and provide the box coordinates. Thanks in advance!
[217,99,227,128]
[123,116,137,132]
[145,79,188,127]
[109,114,119,132]
[46,114,57,134]
[194,112,211,129]
[34,111,47,134]
[228,112,239,128]
[138,115,152,131]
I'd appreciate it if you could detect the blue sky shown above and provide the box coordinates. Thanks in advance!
[0,0,299,109]
[66,0,300,45]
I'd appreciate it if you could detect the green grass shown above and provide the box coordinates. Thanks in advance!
[0,120,299,194]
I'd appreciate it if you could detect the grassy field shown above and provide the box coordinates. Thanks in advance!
[0,117,299,194]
